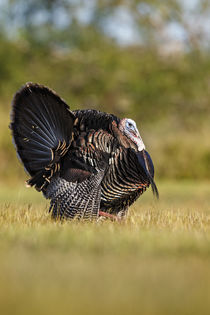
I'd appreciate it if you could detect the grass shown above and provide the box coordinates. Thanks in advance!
[0,181,210,315]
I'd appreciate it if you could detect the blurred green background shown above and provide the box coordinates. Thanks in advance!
[0,0,210,185]
[1,3,210,315]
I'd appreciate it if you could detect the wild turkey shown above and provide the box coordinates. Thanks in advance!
[10,83,158,220]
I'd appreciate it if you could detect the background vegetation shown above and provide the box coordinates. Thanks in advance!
[1,0,210,184]
[0,2,210,314]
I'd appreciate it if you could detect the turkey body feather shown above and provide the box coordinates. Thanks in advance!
[10,83,158,220]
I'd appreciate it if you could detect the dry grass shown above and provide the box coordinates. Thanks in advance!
[0,181,210,315]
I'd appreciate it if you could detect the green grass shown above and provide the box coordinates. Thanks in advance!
[0,181,210,315]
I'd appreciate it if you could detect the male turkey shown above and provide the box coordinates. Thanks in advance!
[10,83,158,220]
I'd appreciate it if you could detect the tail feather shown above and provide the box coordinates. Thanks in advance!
[10,83,75,190]
[23,107,57,144]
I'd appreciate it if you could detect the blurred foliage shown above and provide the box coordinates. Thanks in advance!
[0,0,210,183]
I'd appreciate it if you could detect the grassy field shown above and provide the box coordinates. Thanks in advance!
[0,181,210,315]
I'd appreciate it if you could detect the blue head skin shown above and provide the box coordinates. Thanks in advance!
[122,118,145,151]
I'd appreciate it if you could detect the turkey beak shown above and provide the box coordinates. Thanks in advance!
[136,150,159,199]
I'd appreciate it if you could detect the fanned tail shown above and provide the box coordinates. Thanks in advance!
[10,83,75,191]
